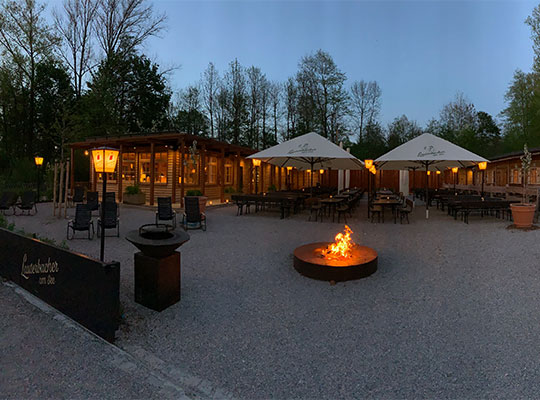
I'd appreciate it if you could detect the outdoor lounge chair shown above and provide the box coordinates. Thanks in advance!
[67,204,94,240]
[69,186,85,207]
[86,191,99,212]
[97,201,119,237]
[182,196,206,231]
[156,197,176,228]
[16,191,37,215]
[0,192,18,215]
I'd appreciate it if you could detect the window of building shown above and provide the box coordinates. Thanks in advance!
[122,152,136,182]
[206,156,217,184]
[139,152,168,183]
[530,168,537,184]
[183,154,199,185]
[511,169,520,184]
[225,164,233,185]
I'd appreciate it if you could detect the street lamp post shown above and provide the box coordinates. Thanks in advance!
[34,156,43,203]
[91,147,119,262]
[478,162,487,198]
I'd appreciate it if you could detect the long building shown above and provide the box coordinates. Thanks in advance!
[69,131,327,205]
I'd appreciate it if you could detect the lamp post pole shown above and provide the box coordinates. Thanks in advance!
[34,157,43,203]
[36,165,41,203]
[100,171,107,261]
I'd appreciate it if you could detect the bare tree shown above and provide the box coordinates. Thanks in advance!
[95,0,166,59]
[201,62,219,138]
[246,66,264,149]
[224,59,247,145]
[0,0,58,156]
[350,80,382,142]
[54,0,99,98]
[285,77,297,140]
[269,81,281,144]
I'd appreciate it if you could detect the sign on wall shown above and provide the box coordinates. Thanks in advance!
[0,228,120,342]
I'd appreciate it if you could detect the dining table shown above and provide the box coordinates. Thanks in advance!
[320,198,345,222]
[372,198,403,223]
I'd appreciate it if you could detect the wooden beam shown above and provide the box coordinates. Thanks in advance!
[201,144,206,196]
[278,167,282,190]
[236,152,241,193]
[180,139,185,206]
[249,159,253,194]
[220,148,225,203]
[171,147,177,203]
[150,142,155,205]
[117,145,123,203]
[260,163,264,194]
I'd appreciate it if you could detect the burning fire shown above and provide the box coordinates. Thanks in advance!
[323,225,357,259]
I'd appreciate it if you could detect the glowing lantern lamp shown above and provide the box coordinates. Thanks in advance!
[91,147,119,261]
[319,169,324,174]
[34,156,44,203]
[436,170,441,175]
[452,167,458,173]
[478,162,487,197]
[427,171,431,176]
[364,159,373,169]
[252,159,261,167]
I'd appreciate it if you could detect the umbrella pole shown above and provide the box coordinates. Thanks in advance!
[310,160,314,198]
[425,163,429,219]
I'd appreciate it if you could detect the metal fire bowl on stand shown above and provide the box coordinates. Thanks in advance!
[293,242,377,282]
[126,224,190,258]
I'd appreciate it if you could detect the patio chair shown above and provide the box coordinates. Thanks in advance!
[86,191,99,212]
[182,196,206,231]
[97,201,119,237]
[307,198,323,222]
[399,198,413,224]
[67,204,94,240]
[0,192,18,215]
[337,201,351,223]
[72,186,85,205]
[156,197,176,228]
[105,192,115,203]
[369,199,383,223]
[16,191,37,215]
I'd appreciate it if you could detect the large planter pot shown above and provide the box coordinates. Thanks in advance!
[123,192,146,205]
[510,203,536,228]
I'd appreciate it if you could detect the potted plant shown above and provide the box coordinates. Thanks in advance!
[510,144,536,228]
[224,186,236,203]
[185,189,208,212]
[123,185,146,205]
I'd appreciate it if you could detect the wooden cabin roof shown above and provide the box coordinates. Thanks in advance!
[69,131,256,157]
[490,147,540,163]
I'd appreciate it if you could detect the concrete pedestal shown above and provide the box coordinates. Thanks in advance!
[134,251,180,311]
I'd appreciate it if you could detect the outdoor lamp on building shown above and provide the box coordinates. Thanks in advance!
[34,156,43,203]
[452,167,459,193]
[84,150,89,156]
[91,147,119,262]
[478,161,487,197]
[364,159,373,169]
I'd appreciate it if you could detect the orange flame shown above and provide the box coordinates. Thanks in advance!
[324,225,356,259]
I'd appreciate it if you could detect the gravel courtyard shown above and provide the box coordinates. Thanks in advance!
[5,201,540,399]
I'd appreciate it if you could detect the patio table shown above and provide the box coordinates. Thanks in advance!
[372,198,403,223]
[320,198,345,222]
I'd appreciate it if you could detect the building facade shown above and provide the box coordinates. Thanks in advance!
[69,132,326,205]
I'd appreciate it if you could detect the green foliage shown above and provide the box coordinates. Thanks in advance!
[224,186,236,193]
[125,185,142,195]
[267,184,277,192]
[186,189,203,196]
[0,214,68,249]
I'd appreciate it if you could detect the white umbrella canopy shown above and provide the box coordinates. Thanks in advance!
[374,133,489,219]
[247,132,364,171]
[375,133,488,170]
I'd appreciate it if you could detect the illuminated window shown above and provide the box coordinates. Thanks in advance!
[139,152,168,183]
[122,152,136,182]
[510,169,520,184]
[530,168,537,184]
[183,154,199,185]
[206,157,217,184]
[225,164,233,185]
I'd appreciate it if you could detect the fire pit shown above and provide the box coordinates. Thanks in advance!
[126,224,190,311]
[293,226,377,282]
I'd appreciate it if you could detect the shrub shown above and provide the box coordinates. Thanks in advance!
[186,189,203,196]
[224,186,236,194]
[125,185,142,195]
[267,184,277,192]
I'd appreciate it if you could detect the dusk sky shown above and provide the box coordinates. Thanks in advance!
[57,0,539,127]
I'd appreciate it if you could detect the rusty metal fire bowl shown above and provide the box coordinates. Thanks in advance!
[293,242,378,282]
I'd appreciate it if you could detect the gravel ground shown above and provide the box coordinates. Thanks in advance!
[5,201,540,399]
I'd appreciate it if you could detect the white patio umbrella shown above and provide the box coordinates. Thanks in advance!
[374,133,488,218]
[247,132,364,194]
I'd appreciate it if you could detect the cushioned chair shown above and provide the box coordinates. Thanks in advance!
[182,196,206,231]
[97,201,119,237]
[86,191,99,212]
[67,204,94,240]
[156,197,176,228]
[0,192,18,215]
[16,191,37,215]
